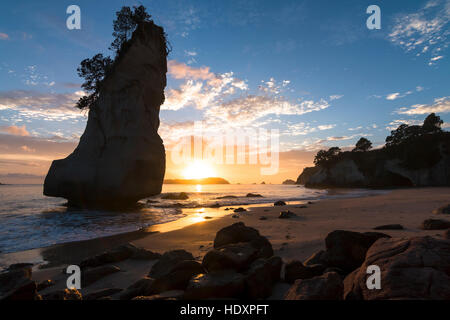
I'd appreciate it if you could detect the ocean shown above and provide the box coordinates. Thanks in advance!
[0,184,380,255]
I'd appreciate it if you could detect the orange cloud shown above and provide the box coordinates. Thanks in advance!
[168,60,215,80]
[0,125,30,136]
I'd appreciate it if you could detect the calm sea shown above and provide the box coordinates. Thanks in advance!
[0,184,378,254]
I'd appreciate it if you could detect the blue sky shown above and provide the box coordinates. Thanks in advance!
[0,0,449,182]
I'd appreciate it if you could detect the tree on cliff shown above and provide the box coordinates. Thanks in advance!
[385,113,444,147]
[352,137,372,152]
[75,5,157,110]
[110,5,152,54]
[314,147,341,167]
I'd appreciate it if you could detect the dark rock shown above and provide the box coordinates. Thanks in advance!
[373,224,404,230]
[343,236,450,300]
[209,203,220,208]
[420,218,450,230]
[433,204,450,214]
[119,277,155,300]
[285,272,343,300]
[131,248,162,260]
[7,263,33,271]
[284,261,325,283]
[43,22,167,208]
[37,279,55,291]
[0,267,37,300]
[259,216,268,220]
[233,207,247,213]
[232,214,239,218]
[244,258,281,299]
[84,288,123,300]
[279,210,296,219]
[42,288,82,300]
[282,179,296,185]
[151,260,205,293]
[444,229,450,239]
[162,192,189,200]
[274,200,286,206]
[324,267,345,276]
[304,250,327,266]
[149,250,195,279]
[79,244,136,268]
[184,271,245,300]
[217,195,238,199]
[82,265,120,287]
[246,193,263,197]
[324,230,390,273]
[132,290,184,300]
[202,243,258,272]
[213,223,273,259]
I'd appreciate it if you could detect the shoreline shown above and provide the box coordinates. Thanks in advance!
[0,187,368,270]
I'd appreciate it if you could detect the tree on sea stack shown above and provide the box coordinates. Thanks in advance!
[313,147,341,167]
[352,137,372,152]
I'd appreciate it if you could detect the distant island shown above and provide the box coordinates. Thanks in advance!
[164,177,230,184]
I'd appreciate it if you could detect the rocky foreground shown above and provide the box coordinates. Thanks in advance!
[2,217,449,300]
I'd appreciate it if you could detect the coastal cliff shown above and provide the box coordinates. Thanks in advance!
[297,132,450,188]
[44,22,167,207]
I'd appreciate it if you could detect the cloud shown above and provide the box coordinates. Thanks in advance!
[396,96,450,115]
[329,95,343,101]
[0,125,30,136]
[386,92,401,100]
[0,32,9,40]
[388,0,450,64]
[428,55,444,65]
[283,123,335,136]
[0,90,85,120]
[386,119,423,130]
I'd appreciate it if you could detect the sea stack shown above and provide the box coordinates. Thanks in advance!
[44,22,167,208]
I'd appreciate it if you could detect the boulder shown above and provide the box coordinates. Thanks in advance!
[233,207,247,213]
[285,272,343,300]
[43,21,168,208]
[373,224,404,230]
[304,250,327,266]
[82,265,120,287]
[244,257,282,299]
[284,261,325,283]
[149,250,194,279]
[323,230,390,273]
[119,277,155,300]
[84,288,123,300]
[79,243,138,268]
[420,218,450,230]
[274,200,286,206]
[213,223,273,258]
[42,288,82,300]
[151,260,205,293]
[0,266,38,300]
[343,236,450,300]
[184,271,245,300]
[202,243,258,272]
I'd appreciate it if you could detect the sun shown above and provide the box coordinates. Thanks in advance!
[182,161,216,179]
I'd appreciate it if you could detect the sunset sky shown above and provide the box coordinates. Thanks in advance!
[0,0,449,184]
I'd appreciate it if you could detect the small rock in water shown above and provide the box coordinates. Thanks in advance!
[233,207,247,213]
[274,200,286,206]
[373,224,404,230]
[246,193,263,198]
